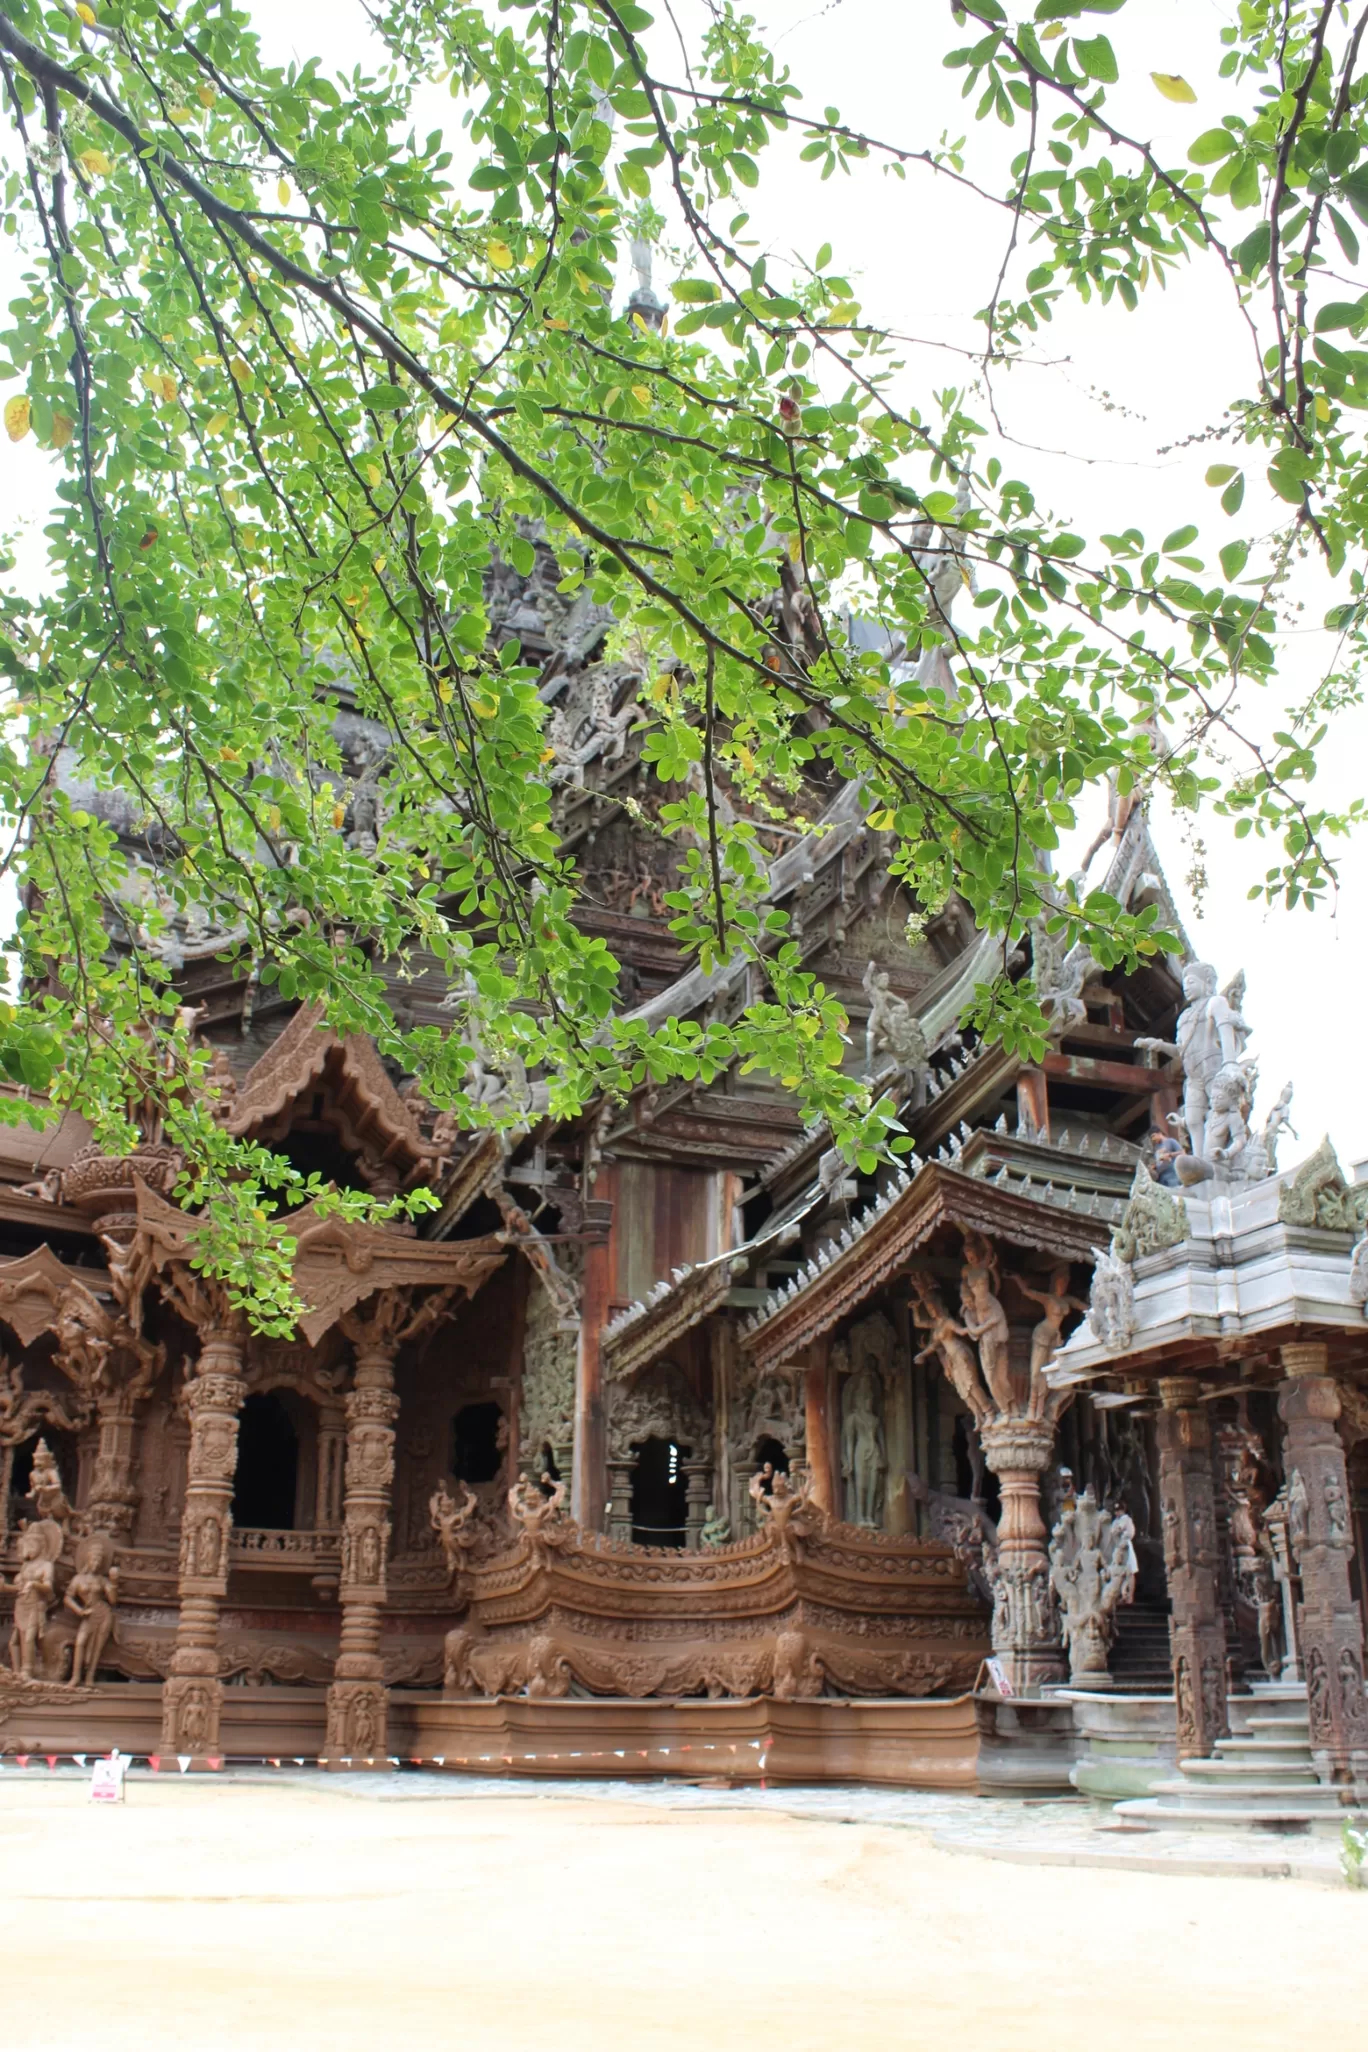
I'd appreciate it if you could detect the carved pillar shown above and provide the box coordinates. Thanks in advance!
[803,1339,835,1515]
[979,1416,1065,1693]
[607,1456,635,1543]
[87,1389,143,1537]
[572,1228,612,1532]
[315,1408,346,1530]
[326,1335,400,1761]
[161,1330,246,1757]
[683,1457,710,1550]
[1155,1376,1228,1761]
[1278,1344,1368,1786]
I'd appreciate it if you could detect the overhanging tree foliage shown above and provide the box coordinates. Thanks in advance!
[0,0,1359,1317]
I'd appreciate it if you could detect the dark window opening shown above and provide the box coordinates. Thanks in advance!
[537,1442,560,1491]
[631,1435,687,1546]
[274,1129,371,1201]
[232,1392,299,1529]
[451,1402,504,1485]
[752,1435,789,1489]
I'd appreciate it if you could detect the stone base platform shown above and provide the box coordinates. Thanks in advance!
[391,1694,981,1789]
[0,1683,327,1762]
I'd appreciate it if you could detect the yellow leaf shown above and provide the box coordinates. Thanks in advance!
[1151,72,1197,103]
[332,802,346,828]
[229,357,250,382]
[631,384,651,406]
[278,179,291,207]
[193,354,217,368]
[218,746,240,763]
[438,680,454,704]
[197,83,216,108]
[436,411,456,432]
[205,412,229,436]
[487,239,514,271]
[1041,20,1064,38]
[167,107,193,124]
[366,462,382,486]
[50,412,73,449]
[4,396,30,443]
[156,374,178,404]
[78,148,112,178]
[1317,393,1331,421]
[543,315,568,330]
[75,2,95,22]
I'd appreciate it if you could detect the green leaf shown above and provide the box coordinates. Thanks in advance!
[1189,127,1236,164]
[1205,464,1238,486]
[362,382,408,410]
[1162,524,1198,552]
[1218,539,1248,581]
[1221,472,1245,515]
[672,278,721,303]
[1073,35,1118,82]
[1315,298,1367,333]
[1233,220,1270,274]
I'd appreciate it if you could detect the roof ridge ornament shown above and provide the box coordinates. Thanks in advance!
[1111,1162,1188,1264]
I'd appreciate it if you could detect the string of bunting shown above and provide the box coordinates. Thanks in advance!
[0,1738,775,1774]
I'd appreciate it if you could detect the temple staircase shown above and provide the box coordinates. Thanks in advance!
[1107,1599,1172,1692]
[1115,1683,1356,1830]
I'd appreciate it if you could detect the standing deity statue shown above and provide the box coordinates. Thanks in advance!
[1136,963,1247,1161]
[6,1518,63,1678]
[64,1532,120,1687]
[840,1362,887,1528]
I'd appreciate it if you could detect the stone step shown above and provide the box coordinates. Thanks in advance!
[1180,1762,1320,1788]
[1117,1794,1343,1832]
[1243,1716,1310,1739]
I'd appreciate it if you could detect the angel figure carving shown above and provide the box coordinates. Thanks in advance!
[1017,1266,1087,1417]
[958,1234,1013,1414]
[861,961,928,1075]
[909,1274,992,1423]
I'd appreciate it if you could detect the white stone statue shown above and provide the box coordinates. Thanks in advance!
[1048,1487,1138,1684]
[861,961,927,1075]
[1137,963,1247,1161]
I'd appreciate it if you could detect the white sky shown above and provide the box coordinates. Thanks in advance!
[1,0,1363,1167]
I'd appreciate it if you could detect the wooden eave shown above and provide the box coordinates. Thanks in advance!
[225,1003,436,1182]
[135,1181,506,1345]
[602,1256,739,1382]
[741,1161,1108,1373]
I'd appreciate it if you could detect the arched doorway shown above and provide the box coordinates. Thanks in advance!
[631,1435,687,1546]
[752,1434,790,1488]
[232,1392,300,1529]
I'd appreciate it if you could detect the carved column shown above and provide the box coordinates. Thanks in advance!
[1155,1376,1228,1761]
[327,1330,401,1761]
[572,1228,612,1531]
[161,1329,246,1757]
[607,1455,635,1543]
[87,1388,143,1536]
[1278,1343,1368,1786]
[979,1416,1065,1693]
[315,1408,346,1530]
[683,1457,710,1550]
[804,1339,835,1515]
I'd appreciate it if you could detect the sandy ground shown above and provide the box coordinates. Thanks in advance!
[1,1772,1362,2051]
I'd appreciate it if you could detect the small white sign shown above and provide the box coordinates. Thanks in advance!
[985,1655,1014,1699]
[90,1752,127,1803]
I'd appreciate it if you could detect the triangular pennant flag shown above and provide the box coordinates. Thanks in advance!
[73,1754,87,1768]
[15,1755,29,1769]
[177,1755,191,1774]
[207,1756,223,1771]
[148,1755,161,1772]
[45,1755,57,1770]
[293,1757,304,1767]
[433,1755,445,1767]
[270,1757,280,1769]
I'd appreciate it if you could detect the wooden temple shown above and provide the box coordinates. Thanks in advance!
[1,542,1361,1806]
